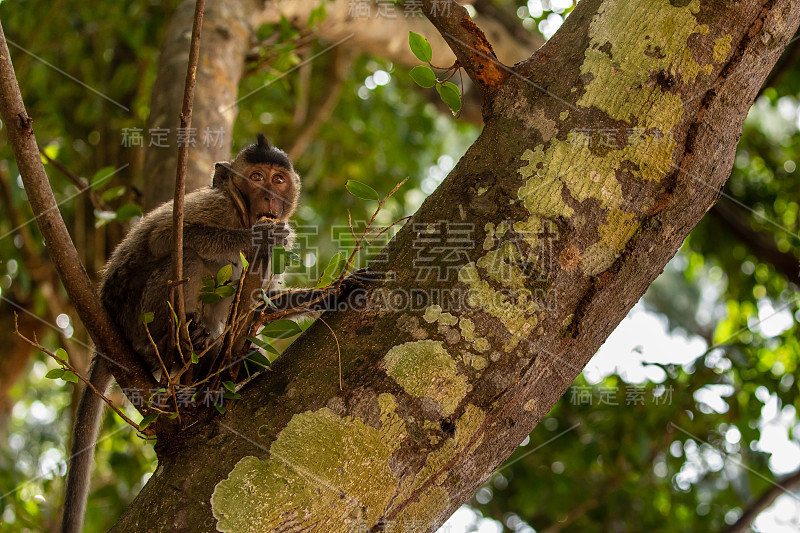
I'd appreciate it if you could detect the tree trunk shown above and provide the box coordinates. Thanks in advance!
[142,0,267,210]
[113,0,800,531]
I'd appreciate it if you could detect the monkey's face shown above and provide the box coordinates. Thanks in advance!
[233,163,297,227]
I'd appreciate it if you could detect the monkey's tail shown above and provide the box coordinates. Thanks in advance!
[61,357,113,533]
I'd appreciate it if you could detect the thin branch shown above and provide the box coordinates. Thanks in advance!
[421,0,509,98]
[721,468,800,533]
[0,20,157,395]
[709,198,800,283]
[171,0,206,351]
[14,315,141,431]
[317,317,342,390]
[37,146,111,211]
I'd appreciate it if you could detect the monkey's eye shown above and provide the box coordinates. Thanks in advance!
[272,174,285,184]
[250,172,265,181]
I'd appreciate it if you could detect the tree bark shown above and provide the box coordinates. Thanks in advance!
[142,0,268,210]
[110,0,799,531]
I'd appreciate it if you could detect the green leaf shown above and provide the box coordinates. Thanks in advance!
[191,351,199,364]
[217,264,233,285]
[239,251,250,272]
[286,250,302,267]
[260,319,302,340]
[148,388,167,402]
[199,292,222,305]
[308,4,327,26]
[167,301,179,327]
[139,413,159,431]
[93,210,117,227]
[115,203,142,221]
[245,350,272,369]
[168,412,179,419]
[141,312,154,325]
[246,335,280,356]
[317,252,345,288]
[436,81,462,113]
[272,246,287,276]
[45,368,65,379]
[215,404,226,415]
[55,348,68,360]
[345,180,380,202]
[261,289,277,309]
[216,284,237,298]
[223,391,242,400]
[410,65,437,88]
[222,381,236,393]
[409,31,433,63]
[90,166,117,190]
[62,371,79,383]
[101,186,126,202]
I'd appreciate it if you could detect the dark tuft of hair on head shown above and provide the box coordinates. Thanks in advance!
[240,133,292,170]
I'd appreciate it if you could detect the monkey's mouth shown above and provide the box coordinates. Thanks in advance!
[257,213,278,222]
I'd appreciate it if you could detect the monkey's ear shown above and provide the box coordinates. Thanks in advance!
[212,162,232,188]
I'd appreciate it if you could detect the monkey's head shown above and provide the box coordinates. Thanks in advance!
[213,134,301,227]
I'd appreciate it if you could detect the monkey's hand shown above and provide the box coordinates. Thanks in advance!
[251,219,291,249]
[187,312,213,352]
[338,267,387,294]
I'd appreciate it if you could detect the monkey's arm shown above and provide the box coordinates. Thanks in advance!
[148,220,285,261]
[260,270,379,316]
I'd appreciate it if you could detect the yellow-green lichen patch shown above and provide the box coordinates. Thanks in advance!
[410,404,486,492]
[559,110,570,121]
[713,35,732,63]
[476,241,529,291]
[423,305,442,324]
[211,398,407,532]
[458,263,537,350]
[439,312,458,326]
[579,208,640,275]
[383,341,467,416]
[459,318,476,342]
[597,208,639,252]
[477,186,489,196]
[579,242,619,277]
[577,0,713,131]
[473,338,490,353]
[517,146,575,219]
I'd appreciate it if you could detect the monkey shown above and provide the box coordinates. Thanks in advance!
[60,134,302,533]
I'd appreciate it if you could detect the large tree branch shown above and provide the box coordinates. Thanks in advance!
[710,198,800,283]
[721,468,800,533]
[0,21,157,396]
[110,0,800,531]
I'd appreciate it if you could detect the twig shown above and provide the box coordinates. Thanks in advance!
[13,315,141,431]
[0,19,157,395]
[317,317,342,390]
[337,178,408,288]
[37,146,111,211]
[420,0,508,97]
[144,322,182,425]
[170,0,205,356]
